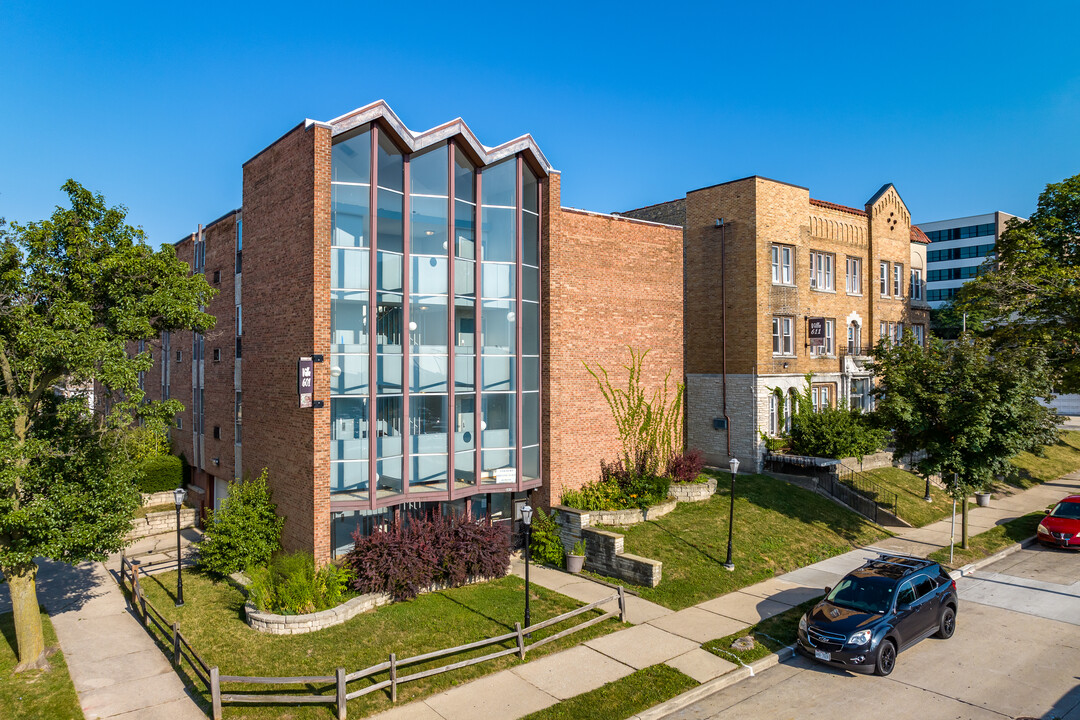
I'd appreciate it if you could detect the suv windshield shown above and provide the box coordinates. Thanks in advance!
[826,576,895,614]
[1050,502,1080,519]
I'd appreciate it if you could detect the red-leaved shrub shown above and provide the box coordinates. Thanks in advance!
[665,448,705,484]
[346,512,510,601]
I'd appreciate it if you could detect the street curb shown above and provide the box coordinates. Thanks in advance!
[948,536,1037,580]
[630,645,796,720]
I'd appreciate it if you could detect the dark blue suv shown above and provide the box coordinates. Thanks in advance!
[796,553,958,676]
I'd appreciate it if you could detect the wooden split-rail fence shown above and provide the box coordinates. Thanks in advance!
[120,556,627,719]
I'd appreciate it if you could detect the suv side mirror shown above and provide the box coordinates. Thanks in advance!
[823,586,832,596]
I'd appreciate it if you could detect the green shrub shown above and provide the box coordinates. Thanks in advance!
[571,539,587,556]
[560,473,669,511]
[529,508,565,568]
[790,408,888,461]
[197,470,284,576]
[137,455,183,494]
[248,551,354,615]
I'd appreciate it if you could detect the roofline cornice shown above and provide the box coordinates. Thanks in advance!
[321,100,555,174]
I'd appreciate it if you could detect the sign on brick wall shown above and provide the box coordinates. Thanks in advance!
[298,357,313,408]
[808,317,825,348]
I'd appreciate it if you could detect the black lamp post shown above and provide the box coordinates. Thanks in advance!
[174,487,187,607]
[723,457,739,571]
[521,504,533,633]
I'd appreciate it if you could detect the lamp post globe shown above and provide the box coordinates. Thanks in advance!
[173,487,187,607]
[521,504,533,635]
[723,458,739,571]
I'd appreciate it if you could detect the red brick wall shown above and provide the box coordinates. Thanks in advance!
[541,174,684,507]
[242,121,332,561]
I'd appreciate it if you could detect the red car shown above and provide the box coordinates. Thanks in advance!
[1037,495,1080,549]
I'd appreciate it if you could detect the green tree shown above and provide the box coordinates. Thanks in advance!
[196,470,284,577]
[0,181,214,670]
[955,173,1080,391]
[870,333,1058,547]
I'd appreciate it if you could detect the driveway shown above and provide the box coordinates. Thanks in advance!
[665,547,1080,720]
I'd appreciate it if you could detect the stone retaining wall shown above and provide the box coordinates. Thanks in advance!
[142,490,182,507]
[245,592,393,635]
[669,478,716,502]
[243,569,509,634]
[128,508,198,540]
[581,527,662,587]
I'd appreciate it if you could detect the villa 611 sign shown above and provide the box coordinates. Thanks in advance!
[298,357,314,408]
[808,317,825,348]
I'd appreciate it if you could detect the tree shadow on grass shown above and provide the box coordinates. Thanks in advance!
[644,518,731,568]
[736,475,882,544]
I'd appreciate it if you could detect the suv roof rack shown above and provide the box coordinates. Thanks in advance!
[862,549,935,574]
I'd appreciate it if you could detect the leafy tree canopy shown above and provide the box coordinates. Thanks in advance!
[870,334,1058,525]
[0,180,214,669]
[954,173,1080,391]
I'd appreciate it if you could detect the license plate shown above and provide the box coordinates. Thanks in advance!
[814,650,831,661]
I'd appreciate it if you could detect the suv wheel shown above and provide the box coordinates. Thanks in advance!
[875,640,896,676]
[937,606,956,639]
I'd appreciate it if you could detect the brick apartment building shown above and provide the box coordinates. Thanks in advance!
[134,101,683,561]
[621,177,931,471]
[129,101,931,562]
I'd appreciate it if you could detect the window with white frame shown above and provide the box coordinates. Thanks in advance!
[880,321,888,344]
[894,322,905,344]
[846,257,862,294]
[772,244,793,285]
[913,324,925,347]
[850,378,871,411]
[879,261,890,296]
[810,251,834,291]
[848,321,862,355]
[768,393,778,435]
[893,263,904,298]
[811,318,835,356]
[910,268,923,300]
[772,316,794,355]
[812,384,831,412]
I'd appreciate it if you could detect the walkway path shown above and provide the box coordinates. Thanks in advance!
[1,538,204,720]
[369,469,1080,720]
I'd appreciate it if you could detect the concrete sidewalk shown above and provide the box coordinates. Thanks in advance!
[370,469,1080,720]
[1,552,205,719]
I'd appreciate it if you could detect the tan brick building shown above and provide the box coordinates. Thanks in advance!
[622,176,930,470]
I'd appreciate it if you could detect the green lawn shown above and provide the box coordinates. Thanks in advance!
[135,569,624,718]
[591,473,888,610]
[518,664,697,720]
[1004,430,1080,490]
[703,596,822,665]
[862,467,956,528]
[927,512,1044,569]
[0,611,84,720]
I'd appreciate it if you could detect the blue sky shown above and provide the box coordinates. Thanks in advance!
[2,0,1078,247]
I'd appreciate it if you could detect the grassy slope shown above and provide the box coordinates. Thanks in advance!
[518,665,697,720]
[1006,430,1080,489]
[593,473,886,610]
[136,570,624,718]
[0,611,84,720]
[862,467,956,527]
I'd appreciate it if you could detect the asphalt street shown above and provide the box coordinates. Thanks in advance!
[665,546,1080,720]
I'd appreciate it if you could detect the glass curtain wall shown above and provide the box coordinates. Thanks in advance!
[480,160,516,485]
[330,126,541,510]
[330,128,371,500]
